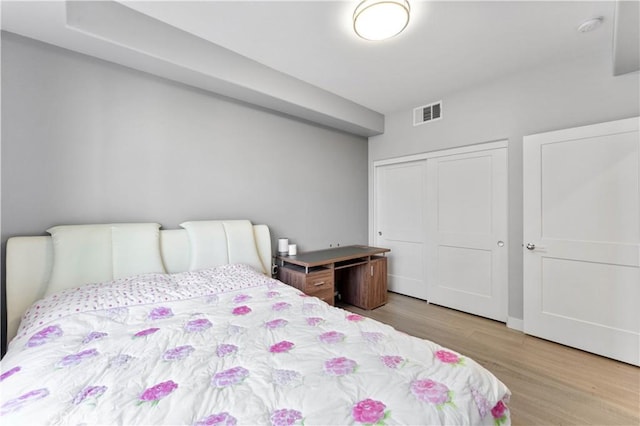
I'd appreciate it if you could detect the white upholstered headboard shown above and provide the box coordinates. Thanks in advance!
[5,220,271,343]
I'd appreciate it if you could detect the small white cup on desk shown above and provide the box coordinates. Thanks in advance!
[288,244,297,256]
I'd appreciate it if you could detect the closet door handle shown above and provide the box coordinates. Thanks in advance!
[526,243,547,251]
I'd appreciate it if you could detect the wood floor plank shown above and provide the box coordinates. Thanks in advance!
[338,292,640,425]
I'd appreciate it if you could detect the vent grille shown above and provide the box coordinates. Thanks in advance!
[413,101,442,126]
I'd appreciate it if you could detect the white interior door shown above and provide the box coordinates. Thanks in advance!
[426,147,508,322]
[374,160,427,299]
[523,117,639,366]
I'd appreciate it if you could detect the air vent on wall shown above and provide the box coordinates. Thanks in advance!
[413,101,442,126]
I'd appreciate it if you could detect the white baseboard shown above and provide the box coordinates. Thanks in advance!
[507,316,524,332]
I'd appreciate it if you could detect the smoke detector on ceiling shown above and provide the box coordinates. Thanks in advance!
[577,17,603,33]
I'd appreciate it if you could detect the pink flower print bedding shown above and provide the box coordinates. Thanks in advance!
[352,398,388,425]
[138,380,178,406]
[1,263,511,425]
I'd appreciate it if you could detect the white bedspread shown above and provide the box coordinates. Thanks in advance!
[1,264,510,425]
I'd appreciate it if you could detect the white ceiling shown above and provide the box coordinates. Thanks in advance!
[0,1,621,116]
[119,0,616,114]
[0,0,640,136]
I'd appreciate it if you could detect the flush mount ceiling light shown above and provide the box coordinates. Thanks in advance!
[353,0,411,41]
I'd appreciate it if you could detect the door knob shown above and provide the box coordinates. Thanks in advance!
[378,231,382,236]
[497,241,505,247]
[526,243,535,250]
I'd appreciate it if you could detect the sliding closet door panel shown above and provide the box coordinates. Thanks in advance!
[438,246,492,296]
[437,155,492,236]
[524,117,639,366]
[427,147,508,322]
[374,160,427,299]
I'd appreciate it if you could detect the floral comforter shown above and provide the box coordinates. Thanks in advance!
[0,264,510,425]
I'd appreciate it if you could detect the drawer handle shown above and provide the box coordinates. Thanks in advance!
[313,281,326,286]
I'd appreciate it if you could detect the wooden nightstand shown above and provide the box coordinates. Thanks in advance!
[276,245,390,309]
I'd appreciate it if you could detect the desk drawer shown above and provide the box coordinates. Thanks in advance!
[277,267,334,305]
[313,287,335,306]
[302,271,334,294]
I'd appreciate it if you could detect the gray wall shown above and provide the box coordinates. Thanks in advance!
[369,53,640,321]
[0,32,369,351]
[1,32,368,249]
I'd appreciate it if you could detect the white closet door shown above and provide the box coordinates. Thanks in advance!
[374,160,427,299]
[426,147,508,322]
[523,117,639,366]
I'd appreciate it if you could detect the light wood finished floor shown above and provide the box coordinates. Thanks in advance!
[339,292,640,426]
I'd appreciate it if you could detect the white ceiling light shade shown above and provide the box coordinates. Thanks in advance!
[353,0,411,41]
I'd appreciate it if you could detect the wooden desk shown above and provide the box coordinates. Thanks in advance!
[276,245,390,309]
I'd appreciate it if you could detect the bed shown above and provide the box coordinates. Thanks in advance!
[1,220,511,425]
